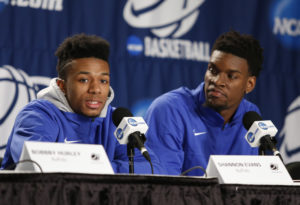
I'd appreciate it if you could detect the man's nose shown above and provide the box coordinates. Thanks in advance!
[212,73,227,86]
[88,80,101,94]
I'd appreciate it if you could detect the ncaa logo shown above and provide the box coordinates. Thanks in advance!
[247,132,255,143]
[123,0,205,38]
[127,35,143,56]
[116,128,124,140]
[128,118,138,126]
[258,122,268,130]
[270,0,300,49]
[0,65,50,156]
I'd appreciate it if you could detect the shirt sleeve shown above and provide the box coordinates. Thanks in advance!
[5,103,59,166]
[144,95,185,175]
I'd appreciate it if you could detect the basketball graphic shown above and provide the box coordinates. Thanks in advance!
[123,0,205,38]
[279,96,300,164]
[0,65,51,157]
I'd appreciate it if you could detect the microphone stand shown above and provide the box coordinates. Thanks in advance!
[127,142,135,174]
[126,131,149,174]
[258,145,266,156]
[259,135,284,162]
[258,137,268,155]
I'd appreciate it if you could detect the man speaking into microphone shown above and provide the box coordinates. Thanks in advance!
[1,33,164,174]
[145,30,264,176]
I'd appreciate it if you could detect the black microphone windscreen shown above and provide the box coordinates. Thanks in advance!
[242,111,263,130]
[112,107,133,126]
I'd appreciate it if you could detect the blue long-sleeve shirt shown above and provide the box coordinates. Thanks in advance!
[2,100,164,174]
[2,78,164,174]
[144,82,259,176]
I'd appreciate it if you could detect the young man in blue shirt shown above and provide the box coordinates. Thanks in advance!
[145,31,263,176]
[2,33,163,174]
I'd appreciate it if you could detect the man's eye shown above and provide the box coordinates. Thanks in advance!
[79,79,88,83]
[228,74,238,80]
[101,79,108,84]
[208,67,217,75]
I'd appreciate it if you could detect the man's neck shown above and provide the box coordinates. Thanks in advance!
[218,107,237,125]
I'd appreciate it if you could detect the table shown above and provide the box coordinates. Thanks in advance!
[0,173,300,205]
[0,173,222,205]
[221,183,300,205]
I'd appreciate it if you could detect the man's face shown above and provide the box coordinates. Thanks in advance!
[204,50,256,113]
[59,57,110,117]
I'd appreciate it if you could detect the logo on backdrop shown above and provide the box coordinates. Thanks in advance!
[0,0,8,12]
[124,0,204,38]
[0,65,51,156]
[0,0,63,12]
[123,0,210,62]
[279,96,300,164]
[270,0,300,49]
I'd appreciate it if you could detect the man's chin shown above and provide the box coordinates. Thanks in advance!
[82,110,102,118]
[205,100,227,111]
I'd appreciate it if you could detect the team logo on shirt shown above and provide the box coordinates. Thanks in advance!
[193,129,206,136]
[64,138,81,144]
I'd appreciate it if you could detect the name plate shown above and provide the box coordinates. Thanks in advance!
[206,155,294,185]
[15,141,114,174]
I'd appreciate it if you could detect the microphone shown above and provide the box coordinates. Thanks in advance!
[112,107,151,162]
[242,111,283,161]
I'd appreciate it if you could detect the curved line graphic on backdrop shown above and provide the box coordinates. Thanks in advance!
[0,66,20,124]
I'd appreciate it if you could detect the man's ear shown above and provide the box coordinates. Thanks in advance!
[56,78,66,94]
[245,76,256,94]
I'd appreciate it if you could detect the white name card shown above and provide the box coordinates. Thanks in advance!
[206,155,294,185]
[15,141,114,174]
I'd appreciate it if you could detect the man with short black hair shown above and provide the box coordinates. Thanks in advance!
[2,33,163,174]
[145,30,264,176]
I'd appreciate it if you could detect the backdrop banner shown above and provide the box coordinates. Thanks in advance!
[0,0,299,163]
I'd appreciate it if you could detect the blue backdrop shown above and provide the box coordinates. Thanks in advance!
[0,0,300,163]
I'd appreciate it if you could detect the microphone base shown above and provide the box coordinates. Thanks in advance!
[127,146,135,174]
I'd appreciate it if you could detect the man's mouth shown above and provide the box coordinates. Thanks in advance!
[207,88,226,98]
[86,100,102,109]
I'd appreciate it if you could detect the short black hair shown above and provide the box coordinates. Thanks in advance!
[211,30,263,77]
[55,33,110,79]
